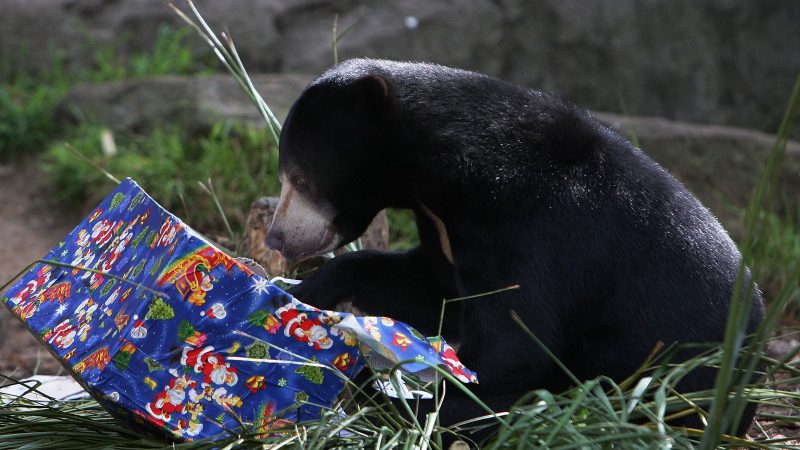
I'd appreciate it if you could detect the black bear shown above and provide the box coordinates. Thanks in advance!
[266,59,765,440]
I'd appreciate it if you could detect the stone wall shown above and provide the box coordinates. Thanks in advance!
[3,0,798,134]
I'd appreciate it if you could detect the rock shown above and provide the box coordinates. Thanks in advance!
[58,74,312,134]
[0,0,282,75]
[275,0,504,75]
[598,112,800,236]
[240,197,287,277]
[4,0,797,135]
[359,210,389,251]
[497,0,800,135]
[241,196,389,277]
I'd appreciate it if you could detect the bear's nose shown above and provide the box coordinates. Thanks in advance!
[266,228,285,251]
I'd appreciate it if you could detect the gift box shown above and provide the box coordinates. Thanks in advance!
[1,179,475,440]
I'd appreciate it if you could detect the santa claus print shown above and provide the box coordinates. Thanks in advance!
[152,217,180,248]
[145,376,195,423]
[439,344,479,384]
[9,266,51,306]
[276,302,333,350]
[180,346,238,386]
[131,320,148,339]
[90,219,116,248]
[46,319,78,350]
[99,228,134,272]
[201,303,227,319]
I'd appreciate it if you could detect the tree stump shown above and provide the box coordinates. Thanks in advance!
[241,197,389,277]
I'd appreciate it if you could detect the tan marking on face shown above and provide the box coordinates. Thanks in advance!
[276,183,294,217]
[268,175,341,259]
[419,203,454,264]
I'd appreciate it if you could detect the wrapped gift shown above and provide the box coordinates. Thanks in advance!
[1,179,475,440]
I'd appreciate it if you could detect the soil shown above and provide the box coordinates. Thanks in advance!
[0,160,797,442]
[0,159,77,377]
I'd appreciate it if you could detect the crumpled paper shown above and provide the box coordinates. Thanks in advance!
[1,179,475,440]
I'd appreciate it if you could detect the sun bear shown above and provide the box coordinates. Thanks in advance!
[265,59,765,442]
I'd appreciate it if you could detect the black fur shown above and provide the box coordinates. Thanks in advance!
[276,59,766,441]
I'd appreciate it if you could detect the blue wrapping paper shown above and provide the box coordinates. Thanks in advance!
[1,179,476,440]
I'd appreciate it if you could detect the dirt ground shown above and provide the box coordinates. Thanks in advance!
[0,160,76,377]
[0,160,798,442]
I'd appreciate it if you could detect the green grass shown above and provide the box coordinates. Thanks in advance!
[0,69,68,161]
[754,209,800,305]
[387,209,421,250]
[699,73,800,448]
[1,326,799,449]
[0,24,212,162]
[1,21,261,239]
[85,24,214,83]
[43,123,280,237]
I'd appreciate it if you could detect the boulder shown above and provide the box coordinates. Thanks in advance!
[0,0,283,74]
[598,112,800,236]
[274,0,504,75]
[58,74,312,133]
[498,0,800,135]
[3,0,798,135]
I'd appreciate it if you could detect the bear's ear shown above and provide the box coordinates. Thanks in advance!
[352,74,390,107]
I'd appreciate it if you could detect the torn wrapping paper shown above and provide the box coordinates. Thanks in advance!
[1,179,476,441]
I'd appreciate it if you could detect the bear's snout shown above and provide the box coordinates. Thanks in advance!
[267,176,342,260]
[265,227,285,253]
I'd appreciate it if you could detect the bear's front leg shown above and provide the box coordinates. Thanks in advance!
[288,247,458,337]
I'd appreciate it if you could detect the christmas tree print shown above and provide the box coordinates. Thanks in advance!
[100,278,116,296]
[112,342,136,371]
[148,255,163,276]
[246,340,270,362]
[146,230,158,247]
[145,297,174,320]
[246,309,280,333]
[247,309,269,328]
[112,352,132,371]
[127,192,143,210]
[131,227,148,249]
[143,357,164,373]
[295,356,324,385]
[294,391,309,404]
[177,320,195,342]
[131,259,145,277]
[409,327,426,342]
[110,192,125,210]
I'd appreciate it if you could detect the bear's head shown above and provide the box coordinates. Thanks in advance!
[266,62,405,260]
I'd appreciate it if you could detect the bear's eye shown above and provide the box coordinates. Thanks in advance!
[291,174,308,191]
